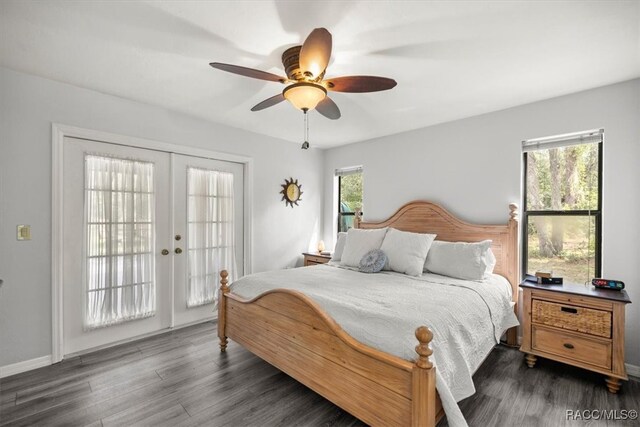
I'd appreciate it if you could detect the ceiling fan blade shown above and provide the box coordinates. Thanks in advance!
[316,96,341,120]
[210,62,286,83]
[325,76,397,93]
[299,28,332,79]
[251,94,286,111]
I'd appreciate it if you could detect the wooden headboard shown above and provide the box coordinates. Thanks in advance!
[355,201,519,345]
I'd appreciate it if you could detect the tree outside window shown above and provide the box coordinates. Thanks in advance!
[523,138,601,285]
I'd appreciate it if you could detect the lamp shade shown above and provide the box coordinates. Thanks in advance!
[283,82,327,111]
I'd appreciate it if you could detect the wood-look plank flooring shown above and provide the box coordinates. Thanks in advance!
[1,322,638,426]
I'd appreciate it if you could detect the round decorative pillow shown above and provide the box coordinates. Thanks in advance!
[359,249,387,273]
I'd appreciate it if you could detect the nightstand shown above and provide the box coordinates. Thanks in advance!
[303,252,332,266]
[519,280,631,393]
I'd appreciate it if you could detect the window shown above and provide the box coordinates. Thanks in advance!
[522,129,602,285]
[85,155,156,329]
[187,167,236,307]
[336,167,363,233]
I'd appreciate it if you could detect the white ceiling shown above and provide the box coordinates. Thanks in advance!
[1,1,639,148]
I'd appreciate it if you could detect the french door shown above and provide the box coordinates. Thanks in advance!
[172,154,243,327]
[62,137,243,356]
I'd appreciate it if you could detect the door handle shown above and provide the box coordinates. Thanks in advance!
[161,249,169,256]
[563,343,575,349]
[175,248,183,254]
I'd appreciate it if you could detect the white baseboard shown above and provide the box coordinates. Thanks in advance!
[0,355,52,379]
[626,363,640,378]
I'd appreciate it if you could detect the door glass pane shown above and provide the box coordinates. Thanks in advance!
[85,155,156,329]
[187,168,236,307]
[526,143,599,211]
[526,215,596,285]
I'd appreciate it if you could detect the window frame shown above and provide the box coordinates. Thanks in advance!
[521,141,603,282]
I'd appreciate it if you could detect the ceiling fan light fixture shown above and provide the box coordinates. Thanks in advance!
[283,82,327,111]
[210,28,396,120]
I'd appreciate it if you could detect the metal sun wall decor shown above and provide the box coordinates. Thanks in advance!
[280,177,303,208]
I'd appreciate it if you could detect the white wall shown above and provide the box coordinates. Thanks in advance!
[323,79,640,365]
[0,67,324,367]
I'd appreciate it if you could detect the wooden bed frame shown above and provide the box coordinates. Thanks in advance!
[217,201,519,426]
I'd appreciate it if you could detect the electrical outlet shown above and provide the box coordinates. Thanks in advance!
[17,225,31,241]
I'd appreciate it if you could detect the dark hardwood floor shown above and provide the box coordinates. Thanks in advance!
[1,322,638,426]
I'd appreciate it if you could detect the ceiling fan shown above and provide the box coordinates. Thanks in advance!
[209,28,397,120]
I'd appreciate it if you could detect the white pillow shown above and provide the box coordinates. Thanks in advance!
[424,240,495,281]
[330,232,348,262]
[380,228,436,277]
[340,227,388,268]
[486,247,497,275]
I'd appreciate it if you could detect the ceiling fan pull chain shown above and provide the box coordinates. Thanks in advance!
[301,109,310,149]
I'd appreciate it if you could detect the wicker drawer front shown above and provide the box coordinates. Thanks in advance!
[532,325,612,370]
[532,299,611,338]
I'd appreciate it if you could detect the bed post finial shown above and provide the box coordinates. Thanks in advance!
[415,326,433,369]
[354,208,362,229]
[509,203,518,222]
[412,326,436,427]
[219,270,230,352]
[220,269,229,292]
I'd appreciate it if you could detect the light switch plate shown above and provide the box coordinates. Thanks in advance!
[17,225,31,241]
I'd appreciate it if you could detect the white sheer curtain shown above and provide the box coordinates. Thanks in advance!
[85,155,156,329]
[187,167,237,307]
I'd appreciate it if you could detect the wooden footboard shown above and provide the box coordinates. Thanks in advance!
[217,270,443,427]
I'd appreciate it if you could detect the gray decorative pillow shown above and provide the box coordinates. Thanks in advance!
[359,249,387,274]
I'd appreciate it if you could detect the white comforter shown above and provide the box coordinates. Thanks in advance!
[229,264,519,427]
